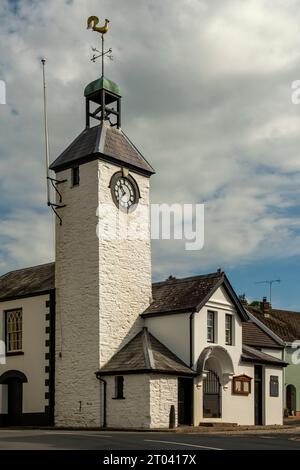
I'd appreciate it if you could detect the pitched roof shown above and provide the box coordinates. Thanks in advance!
[242,321,283,349]
[142,272,249,320]
[242,345,288,367]
[49,124,155,176]
[0,262,55,302]
[98,328,195,376]
[247,306,300,343]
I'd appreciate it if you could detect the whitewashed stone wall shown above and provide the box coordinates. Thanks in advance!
[98,161,152,366]
[105,374,178,429]
[106,375,151,428]
[54,155,152,427]
[149,375,178,428]
[55,160,101,427]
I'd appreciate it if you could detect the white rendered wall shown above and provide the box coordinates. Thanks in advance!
[194,287,255,425]
[264,367,283,425]
[0,294,49,415]
[261,348,283,360]
[145,314,190,365]
[54,157,152,427]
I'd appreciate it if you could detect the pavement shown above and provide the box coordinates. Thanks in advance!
[0,429,300,450]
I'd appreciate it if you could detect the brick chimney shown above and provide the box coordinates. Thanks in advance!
[260,297,271,318]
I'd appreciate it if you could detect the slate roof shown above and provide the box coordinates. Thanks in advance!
[98,328,195,376]
[241,345,288,367]
[0,262,55,302]
[142,271,249,320]
[247,306,300,343]
[242,321,283,350]
[142,272,224,316]
[49,124,155,176]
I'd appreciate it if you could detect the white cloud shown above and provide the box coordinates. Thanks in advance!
[0,0,300,279]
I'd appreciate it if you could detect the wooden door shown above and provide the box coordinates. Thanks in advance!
[254,366,263,425]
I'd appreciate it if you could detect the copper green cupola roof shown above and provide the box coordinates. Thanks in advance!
[84,76,122,98]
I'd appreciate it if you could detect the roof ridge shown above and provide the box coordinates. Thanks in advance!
[153,271,223,286]
[142,327,155,369]
[0,261,55,279]
[272,308,300,315]
[247,305,300,316]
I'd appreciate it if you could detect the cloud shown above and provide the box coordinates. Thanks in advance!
[0,0,300,281]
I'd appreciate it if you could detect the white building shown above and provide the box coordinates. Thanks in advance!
[0,72,287,428]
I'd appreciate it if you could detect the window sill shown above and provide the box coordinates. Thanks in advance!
[112,397,125,400]
[6,351,24,357]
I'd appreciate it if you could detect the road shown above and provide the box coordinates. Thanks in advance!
[0,429,299,450]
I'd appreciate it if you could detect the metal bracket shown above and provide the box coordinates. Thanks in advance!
[47,177,67,225]
[48,202,66,226]
[48,177,66,204]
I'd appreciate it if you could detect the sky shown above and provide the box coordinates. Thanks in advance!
[0,0,300,309]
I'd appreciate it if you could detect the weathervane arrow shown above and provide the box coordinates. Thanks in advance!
[87,16,112,77]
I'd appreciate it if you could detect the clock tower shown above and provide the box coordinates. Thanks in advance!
[49,72,155,426]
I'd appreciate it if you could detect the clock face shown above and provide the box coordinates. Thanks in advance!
[110,173,139,212]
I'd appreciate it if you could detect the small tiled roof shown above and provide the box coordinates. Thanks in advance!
[0,262,55,302]
[242,345,288,367]
[49,124,155,176]
[242,321,283,349]
[247,306,300,343]
[142,272,249,320]
[98,328,195,376]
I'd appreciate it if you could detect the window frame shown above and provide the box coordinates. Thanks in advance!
[5,308,23,355]
[71,166,80,187]
[207,310,216,343]
[113,375,125,400]
[225,314,233,346]
[270,375,279,397]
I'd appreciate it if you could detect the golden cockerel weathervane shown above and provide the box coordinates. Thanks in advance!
[87,16,113,77]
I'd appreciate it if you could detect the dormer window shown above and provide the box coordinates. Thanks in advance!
[72,166,80,186]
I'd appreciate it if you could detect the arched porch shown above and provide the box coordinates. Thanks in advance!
[195,346,234,421]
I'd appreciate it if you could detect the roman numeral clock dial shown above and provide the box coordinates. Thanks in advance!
[110,172,140,212]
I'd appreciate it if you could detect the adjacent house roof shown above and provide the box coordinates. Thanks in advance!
[242,321,283,350]
[49,124,155,176]
[0,262,55,302]
[97,327,195,376]
[241,345,288,367]
[247,306,300,343]
[142,271,249,321]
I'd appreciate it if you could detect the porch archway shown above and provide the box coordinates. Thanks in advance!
[196,345,234,385]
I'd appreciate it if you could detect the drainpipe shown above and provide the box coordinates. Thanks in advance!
[189,311,196,368]
[96,375,107,428]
